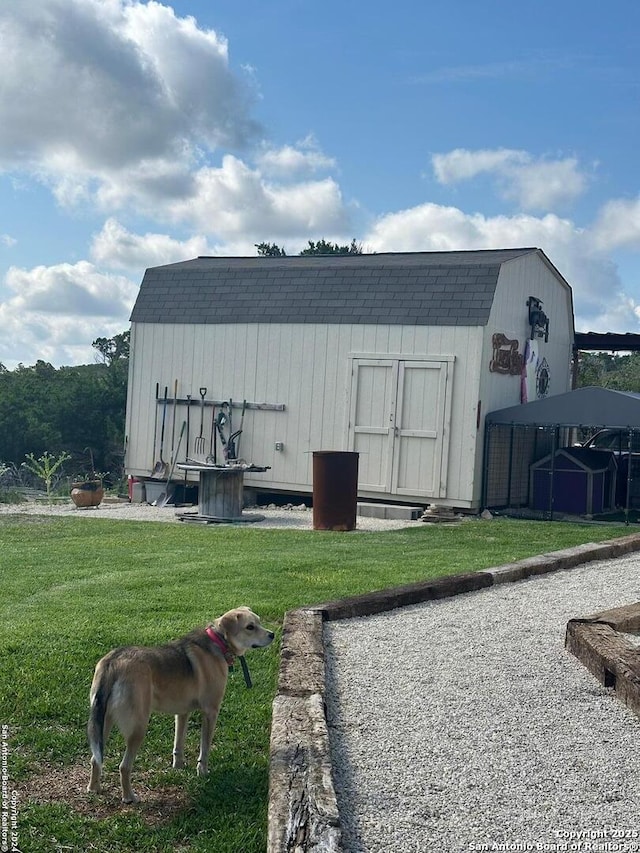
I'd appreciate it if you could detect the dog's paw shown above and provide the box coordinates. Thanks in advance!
[196,762,209,777]
[86,783,102,795]
[172,756,185,769]
[122,792,140,805]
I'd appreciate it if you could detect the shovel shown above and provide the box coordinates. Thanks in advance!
[154,420,186,507]
[151,386,169,478]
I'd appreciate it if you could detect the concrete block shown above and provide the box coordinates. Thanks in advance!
[357,502,423,520]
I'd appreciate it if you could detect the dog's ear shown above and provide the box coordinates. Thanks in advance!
[216,611,235,639]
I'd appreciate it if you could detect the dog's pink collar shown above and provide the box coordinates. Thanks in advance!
[206,626,235,667]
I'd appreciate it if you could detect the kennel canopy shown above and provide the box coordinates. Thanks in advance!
[486,386,640,429]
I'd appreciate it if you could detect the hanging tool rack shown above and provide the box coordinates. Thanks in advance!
[157,396,286,412]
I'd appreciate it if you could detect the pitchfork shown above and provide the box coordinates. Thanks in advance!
[193,387,208,460]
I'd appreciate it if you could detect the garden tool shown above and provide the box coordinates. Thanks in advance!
[150,382,159,468]
[155,420,186,506]
[151,386,169,478]
[169,378,178,466]
[206,403,217,464]
[193,387,208,460]
[215,401,230,459]
[227,399,247,461]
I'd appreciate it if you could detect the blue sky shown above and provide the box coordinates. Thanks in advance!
[1,0,639,367]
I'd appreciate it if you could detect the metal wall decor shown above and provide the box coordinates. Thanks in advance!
[490,333,523,376]
[527,296,550,342]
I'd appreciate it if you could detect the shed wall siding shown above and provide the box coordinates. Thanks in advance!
[470,254,574,504]
[480,252,573,416]
[126,321,485,505]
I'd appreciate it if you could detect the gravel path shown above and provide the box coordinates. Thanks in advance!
[0,499,414,531]
[325,556,640,853]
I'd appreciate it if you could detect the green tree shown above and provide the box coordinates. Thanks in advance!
[300,238,362,255]
[255,238,363,257]
[0,331,130,486]
[255,242,287,257]
[92,330,130,365]
[576,351,640,392]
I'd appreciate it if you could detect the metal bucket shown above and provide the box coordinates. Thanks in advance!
[312,451,359,531]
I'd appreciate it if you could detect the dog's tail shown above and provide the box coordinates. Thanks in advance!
[88,662,114,768]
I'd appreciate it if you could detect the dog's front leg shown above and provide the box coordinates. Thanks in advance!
[197,709,219,777]
[173,713,189,769]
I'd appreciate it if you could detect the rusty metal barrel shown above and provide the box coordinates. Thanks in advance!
[312,451,359,531]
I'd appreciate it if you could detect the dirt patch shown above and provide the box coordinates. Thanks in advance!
[15,762,192,825]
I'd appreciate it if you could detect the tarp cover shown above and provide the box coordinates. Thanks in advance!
[486,386,640,428]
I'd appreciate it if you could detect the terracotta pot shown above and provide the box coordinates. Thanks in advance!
[70,480,104,508]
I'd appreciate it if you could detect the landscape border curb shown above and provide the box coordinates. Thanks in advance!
[267,531,640,852]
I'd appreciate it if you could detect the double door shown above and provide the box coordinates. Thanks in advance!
[348,357,453,498]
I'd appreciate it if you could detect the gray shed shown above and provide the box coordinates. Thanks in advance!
[126,248,575,509]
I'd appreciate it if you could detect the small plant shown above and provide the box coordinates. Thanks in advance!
[72,470,108,484]
[0,462,24,504]
[22,451,71,503]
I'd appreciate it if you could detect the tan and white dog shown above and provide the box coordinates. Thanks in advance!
[87,607,274,803]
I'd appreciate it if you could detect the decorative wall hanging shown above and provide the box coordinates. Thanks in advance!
[521,338,538,403]
[490,333,523,376]
[527,296,550,342]
[536,357,551,398]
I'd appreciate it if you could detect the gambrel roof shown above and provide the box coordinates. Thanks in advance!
[131,248,547,326]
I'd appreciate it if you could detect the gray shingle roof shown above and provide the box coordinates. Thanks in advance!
[130,248,539,326]
[487,386,640,428]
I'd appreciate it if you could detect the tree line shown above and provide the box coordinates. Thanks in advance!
[0,333,129,488]
[576,351,640,391]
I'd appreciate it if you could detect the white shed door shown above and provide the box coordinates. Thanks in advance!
[349,358,452,498]
[348,359,397,492]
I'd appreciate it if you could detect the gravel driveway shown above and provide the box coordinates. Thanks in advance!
[324,556,640,853]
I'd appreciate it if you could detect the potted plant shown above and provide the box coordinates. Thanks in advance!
[70,448,106,508]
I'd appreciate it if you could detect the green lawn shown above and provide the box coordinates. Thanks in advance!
[0,515,632,853]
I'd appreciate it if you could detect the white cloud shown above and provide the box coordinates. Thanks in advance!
[432,148,588,211]
[0,261,138,367]
[0,0,354,258]
[590,196,640,251]
[4,261,136,317]
[502,159,588,210]
[0,0,258,203]
[364,201,639,333]
[432,149,529,184]
[256,136,337,178]
[91,218,216,271]
[166,155,349,239]
[412,56,573,86]
[1,234,16,248]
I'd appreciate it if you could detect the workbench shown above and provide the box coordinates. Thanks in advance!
[176,463,269,523]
